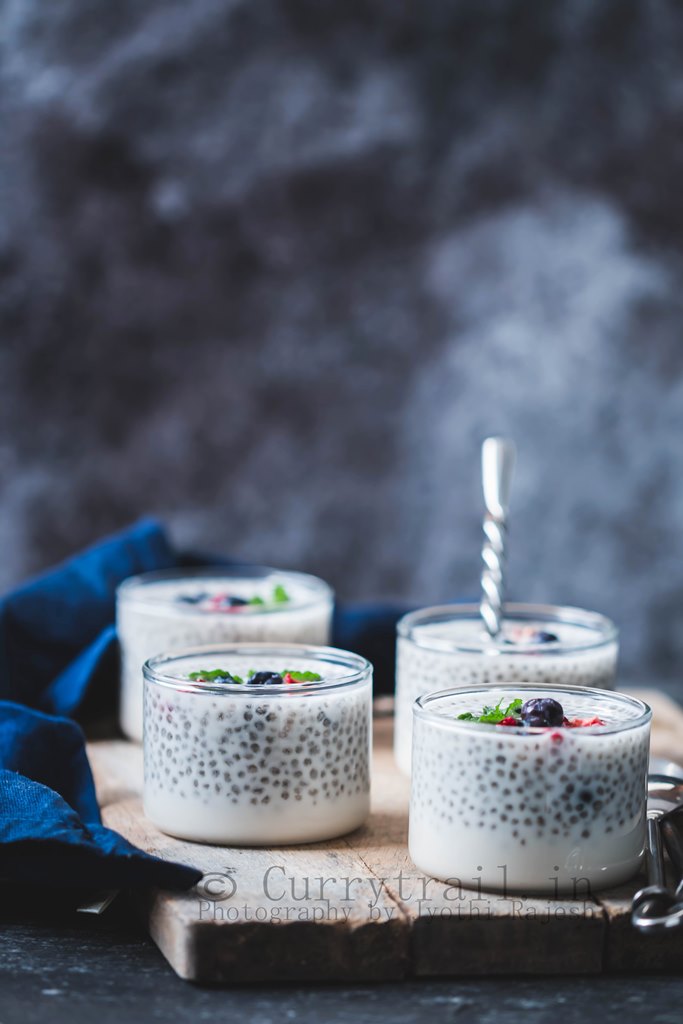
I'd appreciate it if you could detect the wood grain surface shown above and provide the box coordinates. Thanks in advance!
[87,688,683,982]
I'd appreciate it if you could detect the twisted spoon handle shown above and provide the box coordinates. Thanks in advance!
[480,437,516,638]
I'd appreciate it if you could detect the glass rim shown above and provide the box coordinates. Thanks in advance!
[117,564,334,614]
[397,602,618,655]
[413,683,651,735]
[143,642,371,696]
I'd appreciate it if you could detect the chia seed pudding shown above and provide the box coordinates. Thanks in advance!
[118,567,333,741]
[409,684,650,894]
[143,645,372,845]
[395,603,618,775]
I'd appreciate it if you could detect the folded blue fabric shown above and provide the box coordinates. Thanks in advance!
[0,520,197,890]
[0,519,411,892]
[0,702,200,888]
[0,519,176,717]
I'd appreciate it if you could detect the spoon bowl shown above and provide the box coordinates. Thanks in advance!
[632,771,683,932]
[647,773,683,815]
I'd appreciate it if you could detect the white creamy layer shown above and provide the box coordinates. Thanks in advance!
[409,688,648,895]
[395,618,618,775]
[118,573,333,741]
[143,654,371,846]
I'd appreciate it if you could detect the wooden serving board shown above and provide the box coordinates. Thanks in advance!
[88,689,683,982]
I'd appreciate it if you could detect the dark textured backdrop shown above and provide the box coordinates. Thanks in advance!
[1,1,683,689]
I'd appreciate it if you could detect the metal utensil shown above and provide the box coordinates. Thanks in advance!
[659,783,683,900]
[632,772,683,932]
[480,437,516,638]
[77,889,119,915]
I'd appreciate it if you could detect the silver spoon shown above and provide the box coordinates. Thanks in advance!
[480,437,516,638]
[659,788,683,900]
[632,772,683,932]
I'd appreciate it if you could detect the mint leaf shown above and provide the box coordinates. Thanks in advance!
[479,703,507,724]
[188,669,243,683]
[281,670,322,682]
[245,586,289,607]
[456,696,523,724]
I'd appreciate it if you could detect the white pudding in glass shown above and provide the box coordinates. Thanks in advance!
[143,645,371,846]
[117,567,333,741]
[395,603,618,775]
[409,684,650,895]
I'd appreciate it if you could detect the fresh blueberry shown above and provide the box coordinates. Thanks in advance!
[212,594,248,608]
[503,628,559,646]
[531,630,559,644]
[520,697,564,727]
[523,713,549,727]
[247,671,284,686]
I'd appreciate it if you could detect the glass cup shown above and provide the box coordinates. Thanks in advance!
[117,565,334,741]
[394,603,618,775]
[409,684,650,895]
[143,644,372,845]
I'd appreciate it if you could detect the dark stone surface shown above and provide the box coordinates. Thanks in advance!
[2,2,683,691]
[0,893,682,1023]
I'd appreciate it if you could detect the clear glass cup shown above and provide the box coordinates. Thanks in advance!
[409,684,650,895]
[143,644,372,846]
[117,565,334,740]
[394,603,618,774]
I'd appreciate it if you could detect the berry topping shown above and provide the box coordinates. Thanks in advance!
[247,671,284,686]
[188,668,244,684]
[567,716,606,728]
[280,670,323,683]
[532,630,559,643]
[175,584,291,613]
[456,695,608,729]
[208,594,249,610]
[520,697,564,727]
[505,627,559,645]
[188,667,322,686]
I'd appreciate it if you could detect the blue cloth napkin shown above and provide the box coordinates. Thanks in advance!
[0,519,410,891]
[0,702,200,888]
[0,520,198,890]
[0,519,176,718]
